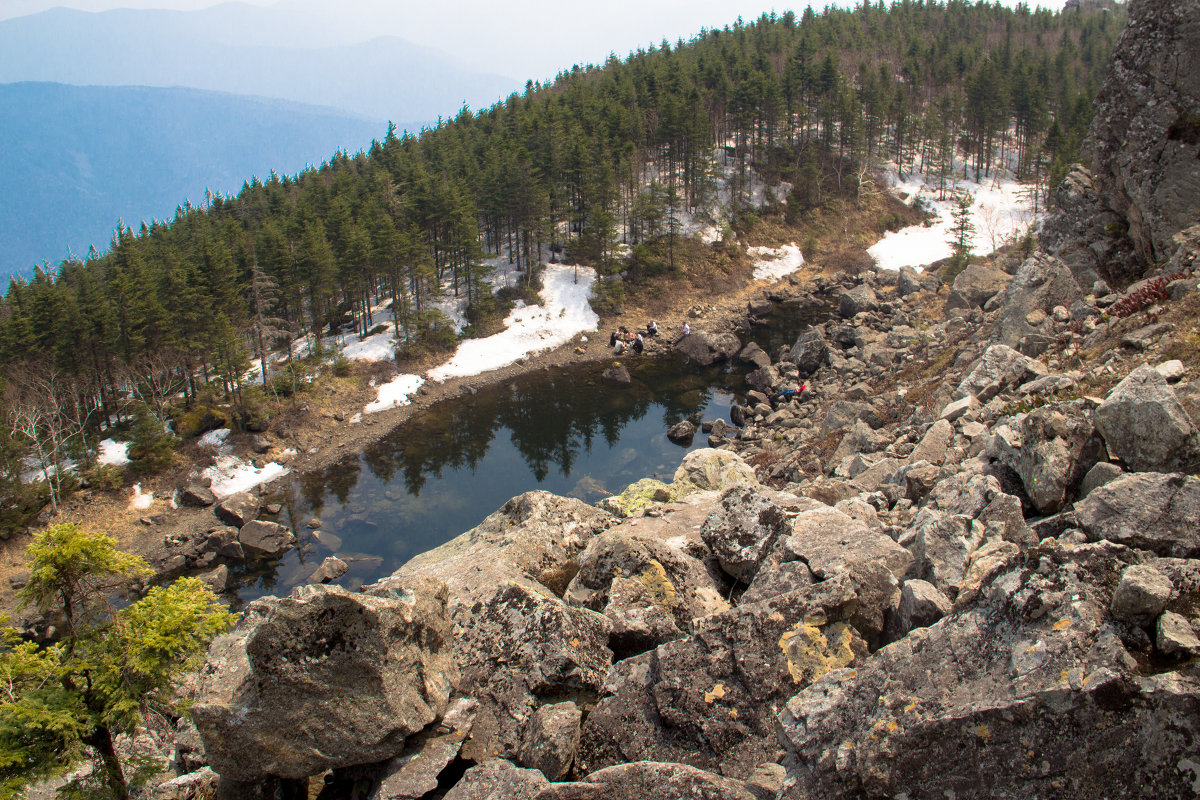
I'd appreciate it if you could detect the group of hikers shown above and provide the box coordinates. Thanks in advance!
[609,321,658,355]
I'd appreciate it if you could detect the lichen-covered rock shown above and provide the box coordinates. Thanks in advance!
[1076,472,1200,558]
[780,507,913,642]
[672,449,758,494]
[1094,364,1200,473]
[454,582,612,763]
[991,254,1082,348]
[600,575,686,658]
[597,478,678,518]
[191,578,456,782]
[396,491,615,607]
[517,701,581,781]
[564,527,728,631]
[778,540,1200,800]
[987,401,1104,513]
[443,760,549,800]
[538,762,763,800]
[577,577,863,780]
[954,344,1048,401]
[700,485,823,582]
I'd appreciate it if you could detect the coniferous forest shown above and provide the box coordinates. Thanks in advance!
[0,1,1123,524]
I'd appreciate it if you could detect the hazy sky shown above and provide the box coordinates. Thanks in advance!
[0,0,1068,83]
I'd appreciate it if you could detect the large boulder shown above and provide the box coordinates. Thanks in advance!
[676,331,742,367]
[213,491,258,527]
[778,541,1200,799]
[368,697,478,800]
[442,760,549,800]
[453,582,612,762]
[1094,364,1200,473]
[672,449,759,493]
[596,477,678,518]
[838,284,878,318]
[779,507,913,643]
[577,577,864,780]
[236,520,295,559]
[787,326,830,375]
[820,401,882,435]
[737,342,772,370]
[991,254,1082,348]
[987,401,1104,513]
[565,527,728,632]
[395,491,615,608]
[901,509,982,601]
[517,701,581,781]
[954,344,1048,401]
[700,485,823,583]
[191,578,457,782]
[949,262,1012,309]
[1075,472,1200,558]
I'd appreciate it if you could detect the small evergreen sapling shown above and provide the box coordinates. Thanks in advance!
[0,524,234,799]
[945,190,976,281]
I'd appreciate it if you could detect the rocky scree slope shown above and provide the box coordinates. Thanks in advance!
[142,0,1200,796]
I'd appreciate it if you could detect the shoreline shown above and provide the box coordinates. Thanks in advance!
[0,262,816,617]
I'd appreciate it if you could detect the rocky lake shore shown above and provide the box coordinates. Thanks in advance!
[16,0,1200,795]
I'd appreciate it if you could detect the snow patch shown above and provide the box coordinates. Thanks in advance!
[128,483,153,511]
[342,330,395,362]
[750,243,805,281]
[202,456,289,500]
[427,264,598,383]
[97,439,131,467]
[364,374,425,414]
[868,166,1037,272]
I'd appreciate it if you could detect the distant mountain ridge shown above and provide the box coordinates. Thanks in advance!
[0,5,521,121]
[0,82,388,276]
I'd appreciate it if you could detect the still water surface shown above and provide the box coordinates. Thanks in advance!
[236,302,822,602]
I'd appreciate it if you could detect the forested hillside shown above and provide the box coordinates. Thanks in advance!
[0,0,1124,521]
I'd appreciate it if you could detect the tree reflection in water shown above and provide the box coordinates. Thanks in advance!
[238,300,830,601]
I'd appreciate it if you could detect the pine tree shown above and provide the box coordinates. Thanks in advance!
[946,190,976,280]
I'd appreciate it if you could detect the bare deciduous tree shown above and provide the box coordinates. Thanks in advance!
[4,361,93,515]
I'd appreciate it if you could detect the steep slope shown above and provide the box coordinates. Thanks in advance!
[0,82,385,276]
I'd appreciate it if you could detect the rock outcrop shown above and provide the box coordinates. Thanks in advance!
[778,540,1200,799]
[191,578,456,782]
